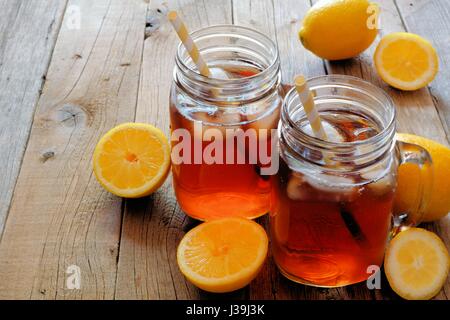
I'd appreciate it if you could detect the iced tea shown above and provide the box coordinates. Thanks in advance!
[271,110,395,287]
[170,65,280,220]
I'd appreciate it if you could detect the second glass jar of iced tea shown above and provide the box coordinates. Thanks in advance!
[271,75,432,287]
[170,25,282,220]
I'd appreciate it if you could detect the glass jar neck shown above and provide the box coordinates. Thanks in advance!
[174,25,280,103]
[280,75,396,173]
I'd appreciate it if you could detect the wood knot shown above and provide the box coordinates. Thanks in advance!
[55,104,87,127]
[109,247,117,256]
[41,149,55,163]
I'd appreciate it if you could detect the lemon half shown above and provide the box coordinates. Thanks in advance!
[177,218,268,293]
[93,123,170,198]
[374,32,438,91]
[385,228,449,300]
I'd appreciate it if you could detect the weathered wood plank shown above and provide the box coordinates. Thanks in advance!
[396,0,450,139]
[272,0,326,82]
[115,0,236,300]
[230,0,281,301]
[395,0,450,300]
[0,0,68,235]
[0,0,147,299]
[228,0,314,300]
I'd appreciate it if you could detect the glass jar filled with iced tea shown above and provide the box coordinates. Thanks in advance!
[170,25,282,221]
[271,75,432,287]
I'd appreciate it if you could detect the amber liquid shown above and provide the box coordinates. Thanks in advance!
[170,65,279,220]
[271,112,394,287]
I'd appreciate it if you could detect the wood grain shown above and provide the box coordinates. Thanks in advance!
[114,0,236,300]
[0,0,147,299]
[232,0,283,300]
[394,0,450,300]
[0,0,68,235]
[395,0,450,139]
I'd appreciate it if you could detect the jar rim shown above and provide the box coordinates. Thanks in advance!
[175,24,280,88]
[282,74,396,150]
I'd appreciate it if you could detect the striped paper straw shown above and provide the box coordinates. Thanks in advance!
[295,75,328,140]
[295,75,331,163]
[168,11,211,77]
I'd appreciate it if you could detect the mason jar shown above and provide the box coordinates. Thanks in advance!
[170,25,282,221]
[271,75,432,287]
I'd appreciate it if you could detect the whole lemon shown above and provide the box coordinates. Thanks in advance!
[395,133,450,222]
[299,0,379,60]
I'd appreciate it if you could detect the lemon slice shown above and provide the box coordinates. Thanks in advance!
[374,32,438,91]
[384,228,449,300]
[93,123,170,198]
[177,218,268,293]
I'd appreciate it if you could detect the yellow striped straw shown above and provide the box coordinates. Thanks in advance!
[295,75,331,163]
[295,75,328,140]
[168,11,211,77]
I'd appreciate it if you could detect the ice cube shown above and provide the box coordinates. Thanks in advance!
[286,172,308,200]
[361,163,395,196]
[287,171,359,202]
[352,144,376,166]
[245,112,279,153]
[305,173,355,192]
[304,173,360,202]
[245,106,280,133]
[301,121,345,143]
[209,67,230,80]
[368,174,394,196]
[189,110,243,141]
[361,163,388,181]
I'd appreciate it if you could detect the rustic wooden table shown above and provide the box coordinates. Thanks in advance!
[0,0,448,300]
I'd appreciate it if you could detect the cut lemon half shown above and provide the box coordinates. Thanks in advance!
[374,32,438,91]
[93,123,170,198]
[384,228,449,300]
[177,218,268,293]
